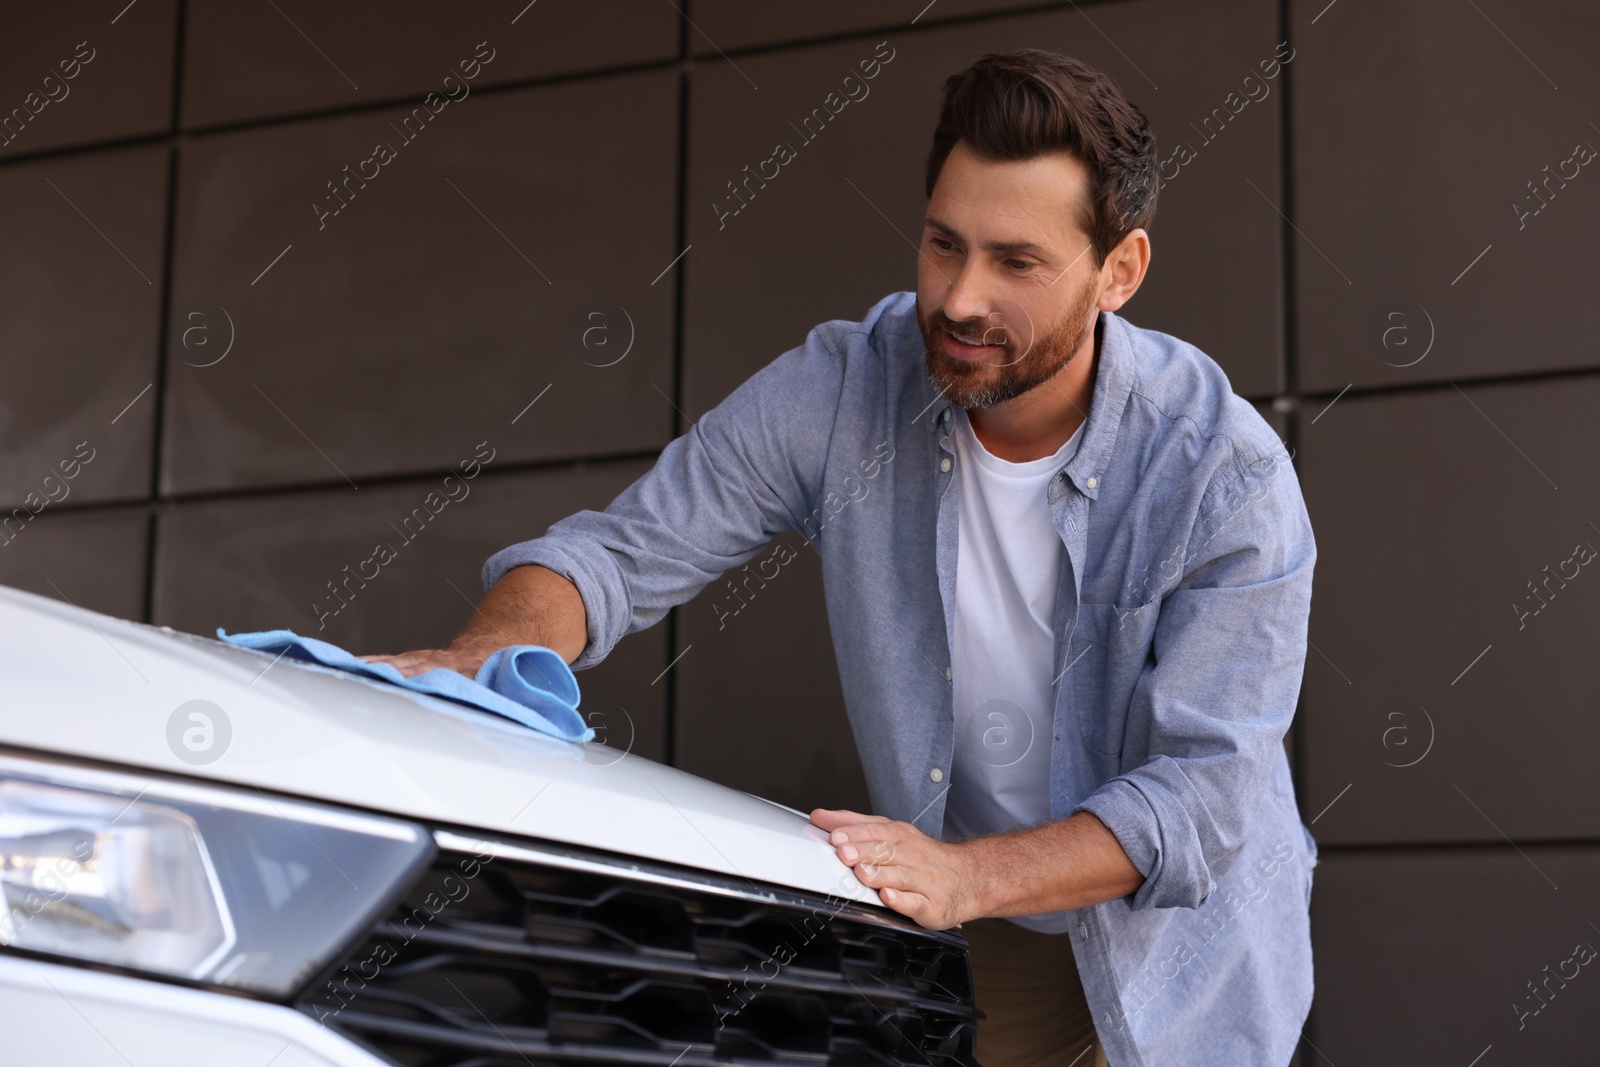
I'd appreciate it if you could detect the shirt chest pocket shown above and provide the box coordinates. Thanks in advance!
[1067,599,1161,757]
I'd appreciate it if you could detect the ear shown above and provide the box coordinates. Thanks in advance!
[1096,228,1151,313]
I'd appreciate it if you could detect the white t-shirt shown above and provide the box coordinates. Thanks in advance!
[945,405,1084,934]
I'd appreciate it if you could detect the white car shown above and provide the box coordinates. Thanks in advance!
[0,584,979,1066]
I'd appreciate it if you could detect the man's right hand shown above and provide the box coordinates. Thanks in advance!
[359,564,589,679]
[361,636,502,679]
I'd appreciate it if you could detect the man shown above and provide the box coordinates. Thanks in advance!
[368,49,1318,1067]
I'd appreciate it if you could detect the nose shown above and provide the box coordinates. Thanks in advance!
[939,259,997,333]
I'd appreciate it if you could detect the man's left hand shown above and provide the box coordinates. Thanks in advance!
[810,808,984,930]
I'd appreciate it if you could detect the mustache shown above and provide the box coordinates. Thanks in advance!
[932,315,1011,345]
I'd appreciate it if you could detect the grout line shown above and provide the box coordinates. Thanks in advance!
[663,4,693,770]
[678,0,1129,63]
[1320,835,1600,855]
[1277,4,1315,1062]
[19,448,672,521]
[144,0,189,624]
[141,507,160,624]
[0,57,683,170]
[1278,0,1306,819]
[1295,361,1600,401]
[0,128,176,170]
[1277,0,1298,400]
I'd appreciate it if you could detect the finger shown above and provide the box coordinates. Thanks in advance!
[394,652,455,673]
[375,658,436,679]
[358,651,452,680]
[363,651,429,667]
[834,836,901,868]
[834,838,899,867]
[809,808,889,833]
[877,886,940,928]
[396,659,450,678]
[862,836,901,865]
[826,818,905,849]
[854,858,926,896]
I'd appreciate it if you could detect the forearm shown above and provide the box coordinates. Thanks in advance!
[450,563,589,666]
[967,811,1145,916]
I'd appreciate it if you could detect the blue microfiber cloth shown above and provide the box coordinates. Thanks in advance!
[215,628,594,743]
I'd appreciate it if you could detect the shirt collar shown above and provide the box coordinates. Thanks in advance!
[923,309,1135,502]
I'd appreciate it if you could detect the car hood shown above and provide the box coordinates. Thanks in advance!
[0,584,881,908]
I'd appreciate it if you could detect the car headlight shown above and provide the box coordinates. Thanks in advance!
[0,751,432,996]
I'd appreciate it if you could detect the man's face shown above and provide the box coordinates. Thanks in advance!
[916,139,1105,410]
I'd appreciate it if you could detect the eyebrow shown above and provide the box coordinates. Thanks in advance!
[924,216,1051,258]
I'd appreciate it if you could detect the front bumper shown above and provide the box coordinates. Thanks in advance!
[3,820,980,1067]
[0,952,390,1067]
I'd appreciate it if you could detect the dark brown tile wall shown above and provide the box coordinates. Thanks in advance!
[1290,0,1600,392]
[1312,847,1600,1063]
[0,509,150,620]
[0,1,177,161]
[179,0,677,130]
[0,146,168,508]
[162,68,678,494]
[4,2,1596,1058]
[1297,374,1600,847]
[689,0,1026,53]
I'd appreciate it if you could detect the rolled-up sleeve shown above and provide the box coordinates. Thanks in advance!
[1072,446,1316,910]
[482,326,847,670]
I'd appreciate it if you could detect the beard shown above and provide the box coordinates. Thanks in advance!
[917,277,1100,410]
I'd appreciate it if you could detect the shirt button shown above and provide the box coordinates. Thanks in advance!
[940,457,952,473]
[1085,476,1098,489]
[942,408,953,424]
[945,666,952,681]
[1079,922,1088,940]
[930,768,944,783]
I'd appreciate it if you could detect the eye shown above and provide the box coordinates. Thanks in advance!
[930,236,956,252]
[1005,259,1032,272]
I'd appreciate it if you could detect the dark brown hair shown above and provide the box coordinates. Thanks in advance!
[924,49,1159,266]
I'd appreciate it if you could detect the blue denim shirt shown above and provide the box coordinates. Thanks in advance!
[484,290,1320,1066]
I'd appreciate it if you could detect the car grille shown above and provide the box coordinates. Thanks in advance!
[296,831,980,1067]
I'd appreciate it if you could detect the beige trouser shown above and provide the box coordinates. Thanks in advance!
[961,916,1113,1067]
